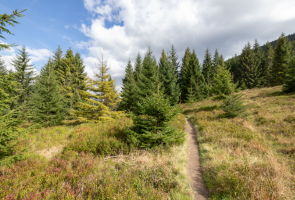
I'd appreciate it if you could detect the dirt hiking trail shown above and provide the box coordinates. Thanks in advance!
[185,118,208,200]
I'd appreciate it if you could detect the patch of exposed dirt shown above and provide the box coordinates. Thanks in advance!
[38,145,63,159]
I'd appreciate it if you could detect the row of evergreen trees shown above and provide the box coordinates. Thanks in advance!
[226,33,295,90]
[0,46,122,126]
[120,33,295,111]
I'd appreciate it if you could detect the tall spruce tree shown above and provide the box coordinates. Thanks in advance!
[133,53,142,104]
[261,42,273,87]
[159,49,180,105]
[72,54,122,121]
[52,45,63,79]
[271,33,292,86]
[11,46,35,109]
[71,52,87,110]
[0,9,26,159]
[30,60,65,126]
[219,54,225,66]
[0,72,23,158]
[239,42,261,88]
[185,50,208,102]
[213,49,220,74]
[180,47,191,100]
[202,48,214,86]
[58,48,75,115]
[283,55,295,93]
[168,44,180,75]
[134,53,142,83]
[138,47,159,101]
[0,58,7,76]
[119,60,137,111]
[227,54,241,85]
[253,40,264,87]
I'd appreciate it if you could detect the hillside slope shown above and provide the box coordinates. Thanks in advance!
[182,86,295,199]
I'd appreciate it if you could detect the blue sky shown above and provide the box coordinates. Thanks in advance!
[1,0,295,88]
[1,0,91,71]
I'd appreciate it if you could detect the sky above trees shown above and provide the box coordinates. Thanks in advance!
[1,0,295,89]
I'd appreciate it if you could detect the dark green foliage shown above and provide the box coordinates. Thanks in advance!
[52,45,63,79]
[60,48,75,111]
[0,58,7,76]
[239,42,261,88]
[0,57,8,77]
[119,60,138,111]
[168,44,180,75]
[0,73,23,158]
[222,76,246,118]
[260,32,295,51]
[71,52,87,110]
[226,54,242,85]
[211,64,238,100]
[219,54,225,67]
[11,46,36,109]
[134,53,142,83]
[253,40,264,87]
[202,48,214,86]
[185,50,208,102]
[271,33,292,86]
[186,86,196,103]
[283,56,295,93]
[30,60,65,126]
[159,49,180,105]
[138,47,159,101]
[0,9,25,51]
[180,47,191,99]
[126,92,184,148]
[213,49,221,74]
[261,42,273,87]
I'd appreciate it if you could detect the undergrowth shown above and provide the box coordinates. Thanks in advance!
[0,115,191,199]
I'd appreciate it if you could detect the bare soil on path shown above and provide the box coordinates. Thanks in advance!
[185,118,208,200]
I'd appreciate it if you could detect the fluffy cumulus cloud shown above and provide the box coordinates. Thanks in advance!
[78,0,295,87]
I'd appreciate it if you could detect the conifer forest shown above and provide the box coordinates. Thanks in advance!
[1,6,295,200]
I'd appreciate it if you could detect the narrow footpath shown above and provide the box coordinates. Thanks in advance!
[185,118,208,200]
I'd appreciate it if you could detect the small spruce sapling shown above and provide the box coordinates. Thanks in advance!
[126,88,184,148]
[222,74,246,118]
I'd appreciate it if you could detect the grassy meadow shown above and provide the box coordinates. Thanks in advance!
[0,114,192,199]
[182,86,295,199]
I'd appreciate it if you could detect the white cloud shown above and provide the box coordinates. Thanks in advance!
[0,46,51,72]
[64,25,70,29]
[78,0,295,88]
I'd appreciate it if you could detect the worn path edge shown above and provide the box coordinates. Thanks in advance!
[185,117,208,200]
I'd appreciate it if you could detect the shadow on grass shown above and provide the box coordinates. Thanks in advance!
[182,105,219,115]
[267,91,285,97]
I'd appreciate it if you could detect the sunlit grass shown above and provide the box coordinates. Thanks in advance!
[0,115,191,199]
[182,86,295,199]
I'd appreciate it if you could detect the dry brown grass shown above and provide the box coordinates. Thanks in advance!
[182,86,295,199]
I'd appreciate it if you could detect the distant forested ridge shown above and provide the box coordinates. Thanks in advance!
[260,32,295,51]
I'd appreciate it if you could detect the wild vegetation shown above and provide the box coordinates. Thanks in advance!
[1,7,295,200]
[182,86,295,199]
